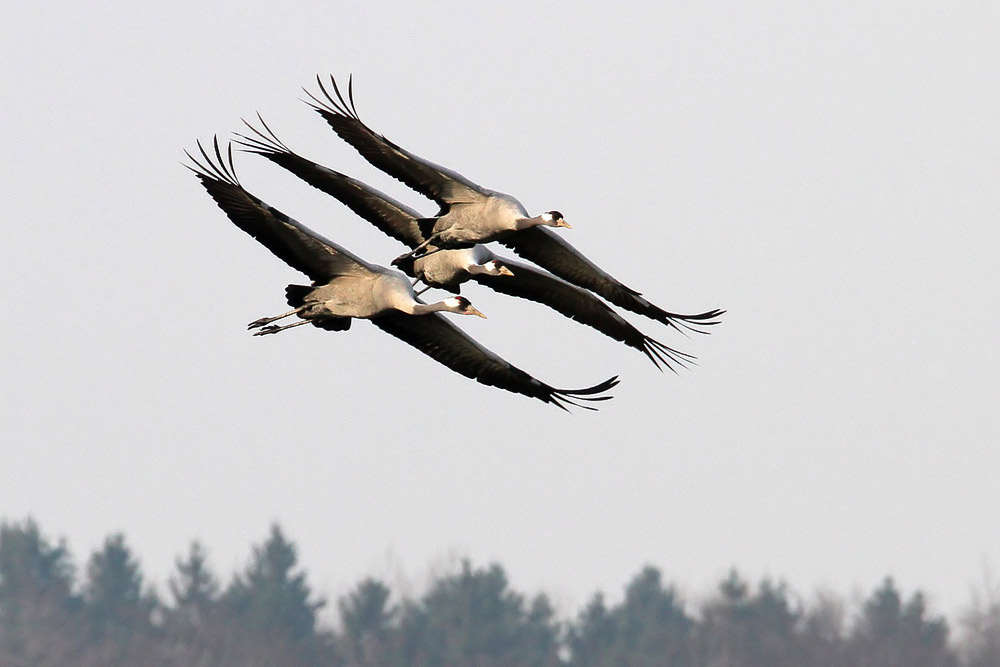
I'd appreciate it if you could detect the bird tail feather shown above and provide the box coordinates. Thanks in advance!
[285,284,313,307]
[416,218,437,241]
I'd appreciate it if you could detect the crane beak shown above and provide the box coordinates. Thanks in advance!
[555,218,572,229]
[498,265,515,277]
[467,306,488,319]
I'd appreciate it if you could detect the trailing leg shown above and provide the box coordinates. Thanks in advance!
[392,233,441,266]
[248,305,310,330]
[252,319,310,336]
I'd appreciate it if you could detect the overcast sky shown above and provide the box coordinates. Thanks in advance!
[3,2,998,622]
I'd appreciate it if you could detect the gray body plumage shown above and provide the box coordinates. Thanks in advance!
[305,77,570,255]
[303,76,723,334]
[234,123,697,371]
[413,245,499,292]
[430,192,532,246]
[299,269,421,319]
[185,137,619,410]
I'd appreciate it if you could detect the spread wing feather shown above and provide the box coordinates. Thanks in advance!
[473,259,695,372]
[500,227,725,334]
[372,311,618,411]
[185,137,377,283]
[305,75,486,209]
[235,117,427,249]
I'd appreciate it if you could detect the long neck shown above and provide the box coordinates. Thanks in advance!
[513,215,544,231]
[408,301,452,316]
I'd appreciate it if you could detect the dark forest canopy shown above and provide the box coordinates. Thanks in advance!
[0,518,997,667]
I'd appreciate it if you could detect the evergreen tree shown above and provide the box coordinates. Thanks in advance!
[81,533,159,665]
[615,566,692,666]
[568,592,615,667]
[338,577,394,667]
[799,591,847,667]
[161,541,221,666]
[397,560,560,667]
[523,593,560,666]
[851,577,956,667]
[82,533,157,638]
[0,519,82,666]
[168,540,218,625]
[695,570,801,667]
[225,524,324,639]
[223,524,332,665]
[568,566,692,667]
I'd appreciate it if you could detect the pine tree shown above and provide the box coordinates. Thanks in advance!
[695,570,803,667]
[568,593,615,667]
[222,524,332,665]
[160,541,221,666]
[338,577,394,667]
[569,566,692,667]
[168,540,218,625]
[615,566,692,666]
[82,533,157,643]
[396,560,560,667]
[0,519,82,666]
[851,577,957,667]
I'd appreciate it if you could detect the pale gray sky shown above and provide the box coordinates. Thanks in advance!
[2,2,998,621]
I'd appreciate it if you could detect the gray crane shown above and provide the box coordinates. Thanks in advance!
[305,78,570,262]
[305,75,724,335]
[186,138,618,410]
[235,118,696,372]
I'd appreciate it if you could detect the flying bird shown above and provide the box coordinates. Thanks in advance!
[304,79,571,263]
[235,118,696,372]
[185,137,619,410]
[305,75,724,335]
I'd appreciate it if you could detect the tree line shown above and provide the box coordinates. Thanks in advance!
[1,518,997,666]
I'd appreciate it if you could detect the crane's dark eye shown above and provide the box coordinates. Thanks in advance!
[547,210,564,220]
[456,296,471,308]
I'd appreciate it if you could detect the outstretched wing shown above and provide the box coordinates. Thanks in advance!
[371,311,619,411]
[236,116,427,249]
[305,75,487,209]
[473,258,695,372]
[185,137,378,283]
[500,227,725,334]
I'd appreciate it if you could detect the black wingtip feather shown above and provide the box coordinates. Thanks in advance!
[660,308,727,335]
[234,113,293,158]
[641,337,697,374]
[549,375,619,410]
[184,135,240,188]
[306,73,363,123]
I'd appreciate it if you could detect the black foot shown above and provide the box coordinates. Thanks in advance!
[252,325,281,336]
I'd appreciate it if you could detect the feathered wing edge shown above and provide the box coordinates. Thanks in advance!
[371,311,619,411]
[472,260,696,372]
[302,74,485,208]
[301,76,724,335]
[184,136,377,282]
[234,116,429,250]
[500,227,725,335]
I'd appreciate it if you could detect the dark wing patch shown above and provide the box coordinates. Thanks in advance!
[500,227,725,334]
[236,116,428,249]
[371,311,618,411]
[185,137,377,283]
[304,75,487,208]
[473,258,695,372]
